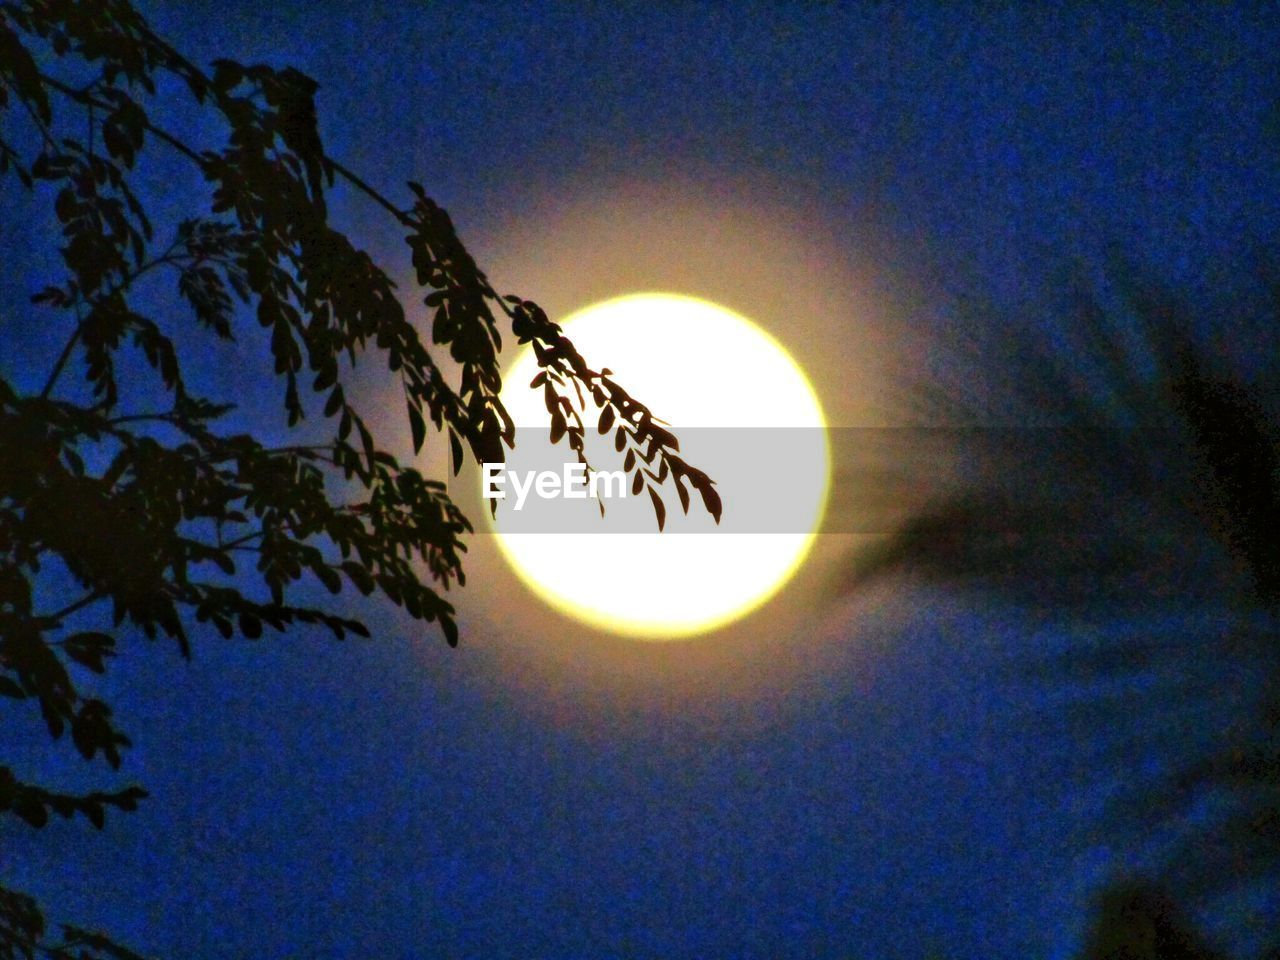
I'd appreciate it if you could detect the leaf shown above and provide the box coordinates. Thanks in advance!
[358,419,376,472]
[313,362,337,392]
[450,430,464,476]
[648,487,666,532]
[315,565,341,594]
[62,633,116,674]
[408,403,425,454]
[700,480,722,523]
[324,385,345,418]
[674,474,690,514]
[598,405,615,434]
[13,793,48,828]
[342,562,375,595]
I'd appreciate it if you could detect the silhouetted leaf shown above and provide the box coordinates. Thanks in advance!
[450,429,463,476]
[61,633,115,674]
[408,402,425,454]
[648,486,666,532]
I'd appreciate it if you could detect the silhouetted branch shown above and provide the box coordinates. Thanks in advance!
[38,309,84,400]
[38,591,106,626]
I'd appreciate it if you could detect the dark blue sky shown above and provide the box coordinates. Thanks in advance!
[3,3,1278,958]
[154,2,1277,302]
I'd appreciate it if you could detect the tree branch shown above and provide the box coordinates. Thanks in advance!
[39,303,84,400]
[37,72,416,227]
[37,72,204,166]
[37,591,105,626]
[325,156,413,226]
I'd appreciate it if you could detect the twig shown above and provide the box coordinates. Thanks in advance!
[37,72,415,226]
[38,591,105,626]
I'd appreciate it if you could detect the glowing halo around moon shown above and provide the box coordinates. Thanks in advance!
[488,292,829,639]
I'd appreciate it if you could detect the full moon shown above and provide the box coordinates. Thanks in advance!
[490,292,829,639]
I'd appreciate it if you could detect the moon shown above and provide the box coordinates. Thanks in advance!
[489,292,829,639]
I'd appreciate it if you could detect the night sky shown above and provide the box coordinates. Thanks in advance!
[3,3,1278,958]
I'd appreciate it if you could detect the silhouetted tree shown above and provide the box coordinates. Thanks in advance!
[847,269,1280,956]
[0,1,720,954]
[1079,881,1226,960]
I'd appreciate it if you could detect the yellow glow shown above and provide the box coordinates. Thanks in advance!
[490,293,829,639]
